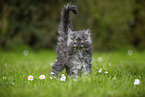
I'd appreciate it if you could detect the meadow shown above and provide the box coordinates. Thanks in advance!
[0,49,145,97]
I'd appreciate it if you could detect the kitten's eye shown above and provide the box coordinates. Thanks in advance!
[81,40,84,43]
[74,40,77,43]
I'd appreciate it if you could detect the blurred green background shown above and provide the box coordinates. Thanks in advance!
[0,0,145,51]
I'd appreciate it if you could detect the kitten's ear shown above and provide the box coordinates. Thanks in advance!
[85,28,91,33]
[84,29,91,39]
[68,29,75,39]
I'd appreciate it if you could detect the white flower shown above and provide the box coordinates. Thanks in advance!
[98,68,102,73]
[97,57,103,62]
[135,79,140,82]
[51,72,55,75]
[98,70,102,73]
[128,50,133,56]
[23,50,29,56]
[60,74,66,81]
[60,76,66,81]
[39,75,45,80]
[134,79,141,85]
[104,71,108,74]
[28,75,33,81]
[3,76,7,79]
[134,81,140,85]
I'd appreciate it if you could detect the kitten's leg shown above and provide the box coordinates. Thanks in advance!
[82,55,92,76]
[66,65,79,78]
[82,64,92,76]
[52,61,65,76]
[65,65,74,75]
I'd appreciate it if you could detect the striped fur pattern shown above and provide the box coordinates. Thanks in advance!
[52,3,93,77]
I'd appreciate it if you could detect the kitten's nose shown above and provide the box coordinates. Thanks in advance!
[79,41,84,48]
[81,45,84,47]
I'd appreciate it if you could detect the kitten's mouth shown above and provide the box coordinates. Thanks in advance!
[73,44,84,48]
[80,45,84,47]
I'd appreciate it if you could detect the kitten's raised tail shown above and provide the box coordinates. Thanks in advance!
[58,3,78,35]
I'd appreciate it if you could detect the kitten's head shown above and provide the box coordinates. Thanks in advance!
[67,29,92,48]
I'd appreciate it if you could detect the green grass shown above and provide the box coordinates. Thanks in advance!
[0,49,145,97]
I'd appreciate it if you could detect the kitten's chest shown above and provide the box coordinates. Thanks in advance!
[71,50,86,69]
[74,50,84,61]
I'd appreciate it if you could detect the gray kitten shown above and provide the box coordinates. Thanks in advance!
[52,3,93,77]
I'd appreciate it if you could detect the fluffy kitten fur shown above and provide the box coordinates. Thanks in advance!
[52,3,93,77]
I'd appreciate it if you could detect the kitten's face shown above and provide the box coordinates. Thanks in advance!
[67,29,92,48]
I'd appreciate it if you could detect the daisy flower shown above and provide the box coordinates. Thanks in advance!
[134,79,141,85]
[51,72,55,75]
[23,50,29,56]
[104,71,108,74]
[3,76,7,79]
[128,50,133,56]
[60,76,66,81]
[97,57,103,62]
[28,75,33,81]
[135,79,140,82]
[39,75,45,80]
[60,74,66,81]
[98,68,102,73]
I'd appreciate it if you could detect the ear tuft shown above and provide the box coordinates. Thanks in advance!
[68,29,75,39]
[86,28,91,33]
[84,29,91,39]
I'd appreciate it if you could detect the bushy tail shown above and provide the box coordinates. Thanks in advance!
[58,3,78,36]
